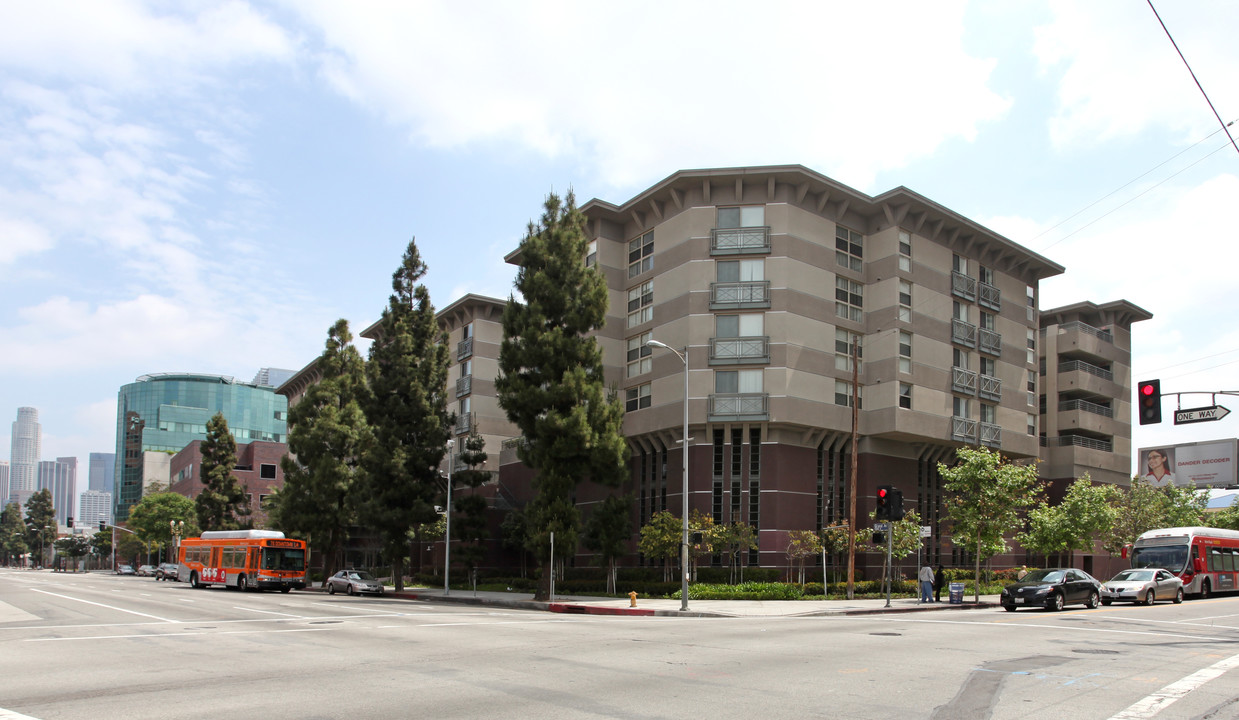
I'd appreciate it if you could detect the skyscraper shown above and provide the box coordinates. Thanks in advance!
[37,458,77,527]
[0,461,8,507]
[9,407,40,503]
[79,490,112,528]
[88,452,115,494]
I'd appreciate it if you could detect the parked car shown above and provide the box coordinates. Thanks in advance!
[136,565,156,577]
[1000,568,1103,611]
[155,562,179,581]
[1101,568,1184,605]
[115,564,136,576]
[325,570,385,596]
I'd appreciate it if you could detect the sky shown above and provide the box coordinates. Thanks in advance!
[2,1,1238,493]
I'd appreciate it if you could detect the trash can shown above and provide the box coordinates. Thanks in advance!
[949,582,965,604]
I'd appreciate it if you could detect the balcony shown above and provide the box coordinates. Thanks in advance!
[979,422,1001,448]
[457,337,473,361]
[1058,399,1113,418]
[952,319,977,348]
[710,227,771,255]
[978,281,1001,311]
[1040,435,1113,453]
[708,393,769,422]
[709,336,770,365]
[952,416,977,443]
[455,375,472,398]
[454,412,473,436]
[710,280,771,310]
[1060,321,1113,343]
[951,271,977,301]
[1057,359,1113,382]
[978,374,1002,402]
[952,367,977,395]
[979,328,1002,356]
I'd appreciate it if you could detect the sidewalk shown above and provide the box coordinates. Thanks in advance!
[369,587,1003,618]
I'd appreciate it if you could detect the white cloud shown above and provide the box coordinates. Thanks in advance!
[0,214,52,264]
[291,0,1011,190]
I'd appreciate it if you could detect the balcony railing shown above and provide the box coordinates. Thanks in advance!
[1058,359,1113,382]
[1059,321,1113,343]
[708,393,769,421]
[454,412,473,435]
[951,271,977,301]
[1040,435,1113,452]
[709,336,770,365]
[952,367,977,395]
[455,375,472,398]
[980,422,1001,448]
[979,328,1002,356]
[978,281,1001,311]
[457,337,474,361]
[710,280,771,309]
[710,227,771,255]
[952,319,977,348]
[952,416,978,443]
[1058,399,1113,418]
[979,374,1002,402]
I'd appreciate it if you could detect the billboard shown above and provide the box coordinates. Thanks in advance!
[1137,439,1238,488]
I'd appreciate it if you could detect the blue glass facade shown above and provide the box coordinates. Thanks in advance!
[114,373,288,521]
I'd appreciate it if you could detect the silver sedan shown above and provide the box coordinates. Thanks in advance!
[1101,568,1183,605]
[325,570,385,596]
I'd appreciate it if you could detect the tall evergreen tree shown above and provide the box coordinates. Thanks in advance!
[1,502,29,566]
[582,493,632,594]
[23,489,56,567]
[195,412,250,531]
[496,191,629,600]
[273,319,371,582]
[361,238,452,592]
[449,430,491,581]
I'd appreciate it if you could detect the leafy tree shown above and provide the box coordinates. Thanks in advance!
[638,510,682,582]
[116,530,145,567]
[128,492,199,562]
[686,509,720,582]
[582,494,632,595]
[24,489,57,567]
[273,319,371,583]
[54,535,91,569]
[719,521,758,584]
[1019,476,1119,565]
[89,529,112,561]
[195,412,250,531]
[1,503,29,566]
[1159,484,1207,528]
[786,530,822,585]
[1103,479,1207,554]
[361,238,453,592]
[939,447,1043,601]
[496,191,628,600]
[449,431,492,581]
[867,508,923,592]
[1213,498,1239,531]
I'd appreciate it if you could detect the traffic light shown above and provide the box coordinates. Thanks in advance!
[889,490,905,521]
[876,486,893,520]
[1138,379,1162,425]
[67,517,74,528]
[99,520,106,532]
[872,531,886,544]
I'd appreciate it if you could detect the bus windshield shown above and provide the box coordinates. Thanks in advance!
[1130,543,1189,572]
[261,547,306,572]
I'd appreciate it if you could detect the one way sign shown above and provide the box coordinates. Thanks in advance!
[1174,405,1231,425]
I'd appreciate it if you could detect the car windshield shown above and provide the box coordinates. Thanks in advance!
[261,548,306,572]
[1022,570,1063,583]
[1111,570,1154,582]
[349,572,375,581]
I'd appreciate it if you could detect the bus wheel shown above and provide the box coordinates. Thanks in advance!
[237,574,247,592]
[280,587,291,593]
[190,572,201,589]
[1199,580,1210,600]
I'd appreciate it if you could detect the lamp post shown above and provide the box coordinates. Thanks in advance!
[444,438,455,596]
[169,520,185,563]
[647,339,690,612]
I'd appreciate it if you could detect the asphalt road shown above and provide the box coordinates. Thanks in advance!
[2,569,1238,720]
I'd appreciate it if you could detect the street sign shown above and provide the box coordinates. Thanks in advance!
[1174,405,1231,425]
[873,522,890,532]
[920,526,932,538]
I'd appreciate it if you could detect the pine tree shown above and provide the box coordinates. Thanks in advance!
[23,489,56,567]
[195,412,250,531]
[450,430,491,582]
[361,238,452,592]
[583,493,632,594]
[273,319,371,582]
[1,502,29,566]
[496,191,629,600]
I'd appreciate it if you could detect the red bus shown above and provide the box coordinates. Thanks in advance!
[1129,526,1239,598]
[178,530,307,593]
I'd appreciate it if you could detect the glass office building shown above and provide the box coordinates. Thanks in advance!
[113,373,288,521]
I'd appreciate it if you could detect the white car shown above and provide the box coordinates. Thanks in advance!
[1101,568,1184,605]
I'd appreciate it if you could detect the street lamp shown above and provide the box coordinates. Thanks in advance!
[444,438,455,597]
[170,520,185,563]
[646,338,690,612]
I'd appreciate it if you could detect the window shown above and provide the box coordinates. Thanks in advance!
[953,348,970,369]
[715,369,763,393]
[898,280,912,322]
[717,314,763,338]
[1026,284,1036,307]
[1027,328,1036,364]
[1027,413,1036,435]
[627,281,653,328]
[899,331,912,374]
[717,258,764,282]
[979,265,994,286]
[836,226,863,272]
[899,383,912,409]
[980,403,997,424]
[835,277,863,322]
[459,397,470,416]
[585,239,597,268]
[627,332,652,377]
[953,397,971,418]
[980,312,995,331]
[259,464,277,480]
[835,380,857,408]
[980,357,996,377]
[628,231,653,278]
[463,322,473,339]
[718,206,765,228]
[625,383,651,412]
[898,231,912,272]
[953,301,969,323]
[835,329,861,371]
[953,254,968,274]
[1027,370,1036,405]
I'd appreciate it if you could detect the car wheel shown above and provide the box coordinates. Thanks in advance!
[1046,593,1064,611]
[1101,598,1112,606]
[1199,580,1211,600]
[327,582,335,595]
[1144,589,1155,606]
[1174,588,1184,604]
[347,584,356,596]
[1003,604,1016,612]
[1085,591,1099,609]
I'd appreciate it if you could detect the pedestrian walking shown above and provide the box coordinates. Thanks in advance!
[934,564,945,603]
[918,564,934,603]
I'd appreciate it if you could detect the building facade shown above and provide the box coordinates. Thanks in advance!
[169,439,289,528]
[88,452,116,494]
[114,373,289,521]
[37,457,77,527]
[9,407,40,504]
[80,490,112,528]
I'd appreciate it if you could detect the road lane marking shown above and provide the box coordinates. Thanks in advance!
[29,589,179,623]
[24,627,332,643]
[232,606,306,618]
[0,705,42,719]
[885,616,1237,643]
[1107,651,1239,719]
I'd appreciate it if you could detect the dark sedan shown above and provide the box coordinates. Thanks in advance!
[1000,568,1103,612]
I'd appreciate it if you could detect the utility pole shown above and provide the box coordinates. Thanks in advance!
[846,340,859,600]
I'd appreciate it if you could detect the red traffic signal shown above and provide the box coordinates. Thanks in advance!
[1137,380,1162,425]
[876,486,893,520]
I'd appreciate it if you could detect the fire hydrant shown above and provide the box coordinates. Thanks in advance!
[628,591,638,608]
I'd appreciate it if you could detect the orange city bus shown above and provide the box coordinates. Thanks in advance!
[1129,526,1239,598]
[178,530,307,593]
